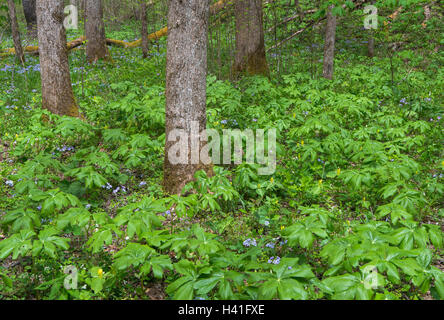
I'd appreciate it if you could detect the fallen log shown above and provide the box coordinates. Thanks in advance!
[1,36,86,57]
[106,26,168,48]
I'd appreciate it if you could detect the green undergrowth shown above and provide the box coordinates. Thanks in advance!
[0,23,443,300]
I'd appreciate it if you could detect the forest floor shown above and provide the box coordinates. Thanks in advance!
[0,26,443,300]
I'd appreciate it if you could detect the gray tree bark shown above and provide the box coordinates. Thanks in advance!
[8,0,25,64]
[85,0,109,62]
[163,0,211,195]
[140,0,148,58]
[36,0,78,117]
[322,5,337,80]
[368,34,375,58]
[367,1,375,58]
[233,0,269,77]
[22,0,37,39]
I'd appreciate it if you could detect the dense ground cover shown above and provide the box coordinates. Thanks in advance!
[1,14,443,299]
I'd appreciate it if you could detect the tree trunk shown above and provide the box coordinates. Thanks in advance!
[322,5,337,80]
[140,0,148,58]
[7,0,25,64]
[422,4,431,28]
[233,0,269,77]
[367,1,375,58]
[85,0,109,62]
[22,0,37,39]
[164,0,210,195]
[368,33,375,58]
[36,0,79,117]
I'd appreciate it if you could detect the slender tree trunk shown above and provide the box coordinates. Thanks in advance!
[140,0,148,58]
[36,0,79,117]
[22,0,37,39]
[85,0,109,62]
[368,33,375,58]
[422,4,430,28]
[233,0,269,77]
[367,1,375,58]
[295,0,303,21]
[7,0,25,64]
[322,5,337,80]
[164,0,210,195]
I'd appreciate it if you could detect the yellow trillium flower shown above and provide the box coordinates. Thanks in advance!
[98,268,103,278]
[270,177,274,183]
[337,168,341,175]
[301,140,304,146]
[280,225,285,230]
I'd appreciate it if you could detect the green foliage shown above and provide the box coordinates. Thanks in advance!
[0,0,443,300]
